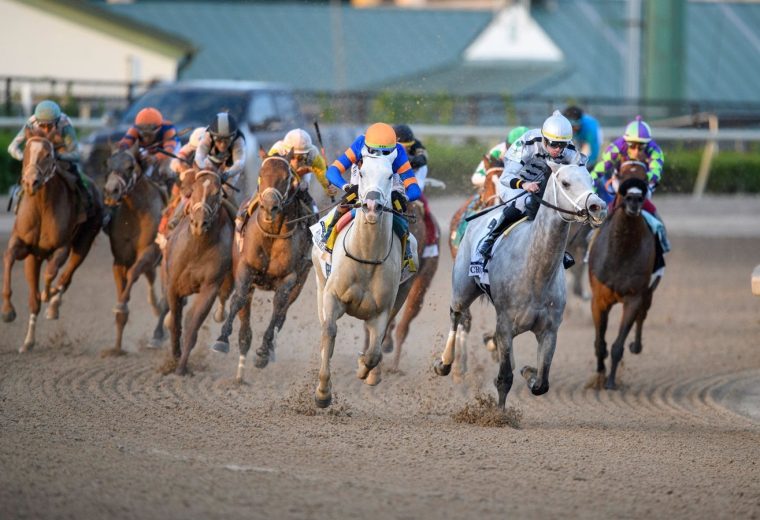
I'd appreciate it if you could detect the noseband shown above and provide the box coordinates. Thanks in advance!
[259,155,297,209]
[538,173,595,222]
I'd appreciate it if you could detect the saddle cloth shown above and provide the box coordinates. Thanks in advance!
[310,212,414,284]
[468,216,528,293]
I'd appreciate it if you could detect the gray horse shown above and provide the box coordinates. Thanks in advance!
[433,163,607,409]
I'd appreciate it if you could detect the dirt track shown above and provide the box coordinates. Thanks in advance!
[1,194,759,519]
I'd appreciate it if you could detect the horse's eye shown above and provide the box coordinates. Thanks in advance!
[562,181,570,189]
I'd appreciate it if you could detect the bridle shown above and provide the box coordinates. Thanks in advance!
[536,171,596,222]
[22,137,57,189]
[342,220,394,265]
[190,170,222,228]
[106,151,140,201]
[254,155,300,239]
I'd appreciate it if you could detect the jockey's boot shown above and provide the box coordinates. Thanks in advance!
[477,204,523,261]
[321,205,349,244]
[563,251,575,269]
[401,232,417,273]
[235,194,258,234]
[8,183,22,214]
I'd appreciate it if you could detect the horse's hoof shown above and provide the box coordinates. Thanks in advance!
[629,342,642,354]
[19,341,34,353]
[2,309,17,323]
[365,370,382,386]
[604,379,618,391]
[175,366,188,377]
[381,339,394,354]
[483,334,497,352]
[45,307,59,321]
[213,308,227,323]
[41,289,49,303]
[112,303,128,315]
[100,347,125,358]
[210,341,229,354]
[315,393,332,408]
[253,352,270,369]
[530,382,549,396]
[147,337,164,349]
[433,359,452,376]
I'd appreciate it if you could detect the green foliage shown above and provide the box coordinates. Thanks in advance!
[424,140,760,196]
[0,130,21,193]
[369,92,456,125]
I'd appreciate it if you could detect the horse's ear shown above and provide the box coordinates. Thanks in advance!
[258,146,267,160]
[286,147,295,162]
[547,161,562,174]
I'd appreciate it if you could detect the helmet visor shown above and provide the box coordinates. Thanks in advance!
[543,138,568,150]
[365,146,395,157]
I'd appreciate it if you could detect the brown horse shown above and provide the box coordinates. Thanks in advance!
[156,169,234,375]
[588,161,657,390]
[102,145,165,356]
[379,199,440,371]
[210,151,313,383]
[2,136,103,352]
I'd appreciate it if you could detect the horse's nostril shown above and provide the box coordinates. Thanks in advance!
[589,204,599,212]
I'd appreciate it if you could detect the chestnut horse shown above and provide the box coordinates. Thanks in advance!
[159,169,234,375]
[210,151,313,384]
[2,136,103,352]
[588,161,658,390]
[102,145,165,355]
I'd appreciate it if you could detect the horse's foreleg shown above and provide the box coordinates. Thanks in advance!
[316,294,344,408]
[144,267,161,317]
[149,295,169,348]
[433,306,464,377]
[391,261,432,369]
[2,237,26,323]
[42,246,69,303]
[521,328,557,396]
[493,319,515,409]
[20,256,42,353]
[629,290,654,355]
[51,213,101,299]
[235,290,253,384]
[606,296,642,390]
[214,273,233,324]
[256,274,299,369]
[359,311,389,385]
[118,245,161,311]
[210,263,253,355]
[592,301,610,375]
[104,264,129,357]
[167,289,183,361]
[176,284,217,376]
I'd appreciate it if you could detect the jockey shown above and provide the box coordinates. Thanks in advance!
[235,128,324,232]
[591,116,664,207]
[320,122,421,270]
[194,112,245,219]
[477,110,587,263]
[393,123,439,257]
[471,125,529,188]
[118,107,179,182]
[591,116,668,275]
[7,99,93,219]
[563,105,602,166]
[156,126,207,248]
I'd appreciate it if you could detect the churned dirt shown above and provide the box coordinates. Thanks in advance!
[1,194,759,519]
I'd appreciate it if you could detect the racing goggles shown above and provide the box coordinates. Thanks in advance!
[543,138,568,150]
[626,141,645,150]
[37,120,57,130]
[136,124,159,136]
[365,146,395,156]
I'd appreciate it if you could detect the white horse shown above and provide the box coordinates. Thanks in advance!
[434,163,607,409]
[312,156,416,408]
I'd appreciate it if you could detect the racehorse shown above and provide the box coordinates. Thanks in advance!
[2,136,103,352]
[312,155,417,407]
[210,151,313,384]
[381,199,440,371]
[102,145,165,356]
[434,163,607,409]
[159,169,234,375]
[588,161,657,390]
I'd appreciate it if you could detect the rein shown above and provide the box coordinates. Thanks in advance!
[342,220,394,265]
[537,174,594,222]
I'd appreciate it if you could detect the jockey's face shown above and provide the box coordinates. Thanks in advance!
[627,141,645,160]
[137,124,159,142]
[214,136,232,153]
[37,120,56,136]
[543,138,567,159]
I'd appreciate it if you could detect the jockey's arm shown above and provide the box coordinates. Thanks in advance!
[310,152,330,190]
[325,136,363,188]
[496,160,525,202]
[155,125,179,162]
[7,123,28,162]
[194,133,213,170]
[56,121,80,162]
[590,144,618,203]
[118,126,140,151]
[646,141,665,187]
[392,144,421,201]
[220,137,246,186]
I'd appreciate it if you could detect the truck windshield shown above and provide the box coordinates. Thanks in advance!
[122,88,250,130]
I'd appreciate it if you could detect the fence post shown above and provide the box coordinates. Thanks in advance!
[692,113,718,199]
[5,77,11,116]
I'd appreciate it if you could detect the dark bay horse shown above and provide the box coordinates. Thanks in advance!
[210,151,313,383]
[102,145,165,356]
[2,136,103,352]
[159,169,234,375]
[588,161,658,390]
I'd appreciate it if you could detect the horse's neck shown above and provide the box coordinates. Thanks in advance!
[525,201,569,282]
[607,207,648,253]
[125,176,157,210]
[349,210,393,257]
[20,175,74,229]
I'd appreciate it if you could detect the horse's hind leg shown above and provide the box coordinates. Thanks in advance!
[49,215,101,315]
[359,312,389,386]
[103,264,129,356]
[606,297,643,390]
[214,274,233,324]
[629,290,653,355]
[391,258,436,370]
[167,289,183,362]
[149,296,169,348]
[433,274,480,377]
[144,267,161,317]
[20,256,42,353]
[493,319,515,409]
[211,263,253,355]
[118,245,161,311]
[236,290,253,384]
[2,236,27,323]
[42,246,69,304]
[176,284,217,376]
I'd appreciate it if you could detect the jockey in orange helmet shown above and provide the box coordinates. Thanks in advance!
[118,107,180,182]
